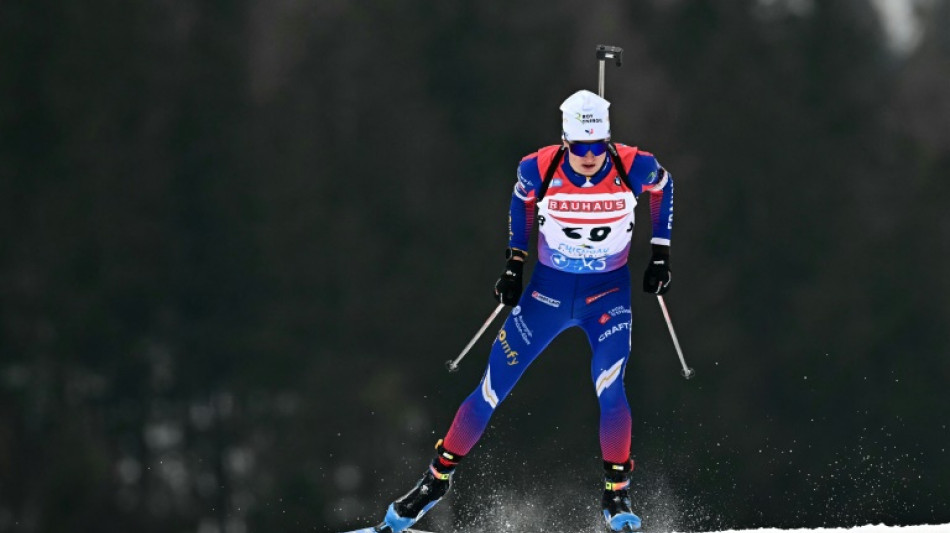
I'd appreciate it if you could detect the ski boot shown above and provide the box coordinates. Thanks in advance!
[375,441,461,533]
[601,461,641,532]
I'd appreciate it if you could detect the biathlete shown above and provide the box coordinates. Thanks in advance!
[374,89,675,533]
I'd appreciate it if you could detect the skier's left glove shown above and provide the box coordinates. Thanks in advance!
[494,249,526,306]
[643,245,671,295]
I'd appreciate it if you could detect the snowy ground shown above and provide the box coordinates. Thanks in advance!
[349,523,950,533]
[344,520,950,533]
[697,525,950,533]
[345,460,949,533]
[459,522,950,533]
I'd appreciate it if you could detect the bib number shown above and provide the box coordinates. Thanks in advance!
[563,226,612,242]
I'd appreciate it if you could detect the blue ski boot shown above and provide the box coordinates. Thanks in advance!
[374,463,452,533]
[374,441,461,533]
[602,461,641,532]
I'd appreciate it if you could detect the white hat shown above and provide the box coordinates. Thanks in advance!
[560,90,611,142]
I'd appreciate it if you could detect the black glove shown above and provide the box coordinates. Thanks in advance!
[642,245,671,295]
[494,249,526,305]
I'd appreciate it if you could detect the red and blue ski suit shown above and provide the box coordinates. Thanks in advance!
[441,144,674,466]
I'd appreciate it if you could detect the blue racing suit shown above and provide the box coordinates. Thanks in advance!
[441,143,674,466]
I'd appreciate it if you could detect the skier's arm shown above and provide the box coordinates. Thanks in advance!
[647,169,673,246]
[630,153,674,294]
[507,158,542,257]
[629,153,673,246]
[496,157,542,305]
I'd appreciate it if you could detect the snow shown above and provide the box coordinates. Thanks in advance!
[404,523,950,533]
[345,523,950,533]
[698,526,950,533]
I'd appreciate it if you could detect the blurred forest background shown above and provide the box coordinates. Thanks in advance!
[2,0,950,532]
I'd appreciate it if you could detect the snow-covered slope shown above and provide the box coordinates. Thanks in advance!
[696,526,949,533]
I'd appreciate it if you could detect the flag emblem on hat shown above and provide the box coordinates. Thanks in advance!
[585,128,595,135]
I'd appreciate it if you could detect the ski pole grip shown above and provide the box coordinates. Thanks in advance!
[596,44,624,66]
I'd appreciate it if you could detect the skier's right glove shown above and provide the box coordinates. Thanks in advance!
[494,249,526,306]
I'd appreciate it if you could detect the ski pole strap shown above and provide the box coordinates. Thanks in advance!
[535,145,567,202]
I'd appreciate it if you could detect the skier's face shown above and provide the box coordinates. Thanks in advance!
[564,140,608,177]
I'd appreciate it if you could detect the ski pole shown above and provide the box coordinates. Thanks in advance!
[595,45,693,380]
[445,303,506,373]
[656,295,694,379]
